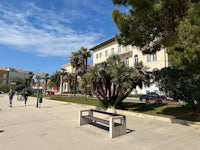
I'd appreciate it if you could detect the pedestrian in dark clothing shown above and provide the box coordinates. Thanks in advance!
[24,91,28,106]
[8,89,14,107]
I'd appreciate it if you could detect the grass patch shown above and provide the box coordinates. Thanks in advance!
[49,97,102,107]
[48,97,200,122]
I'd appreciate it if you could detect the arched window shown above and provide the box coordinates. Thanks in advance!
[125,57,129,65]
[134,55,139,64]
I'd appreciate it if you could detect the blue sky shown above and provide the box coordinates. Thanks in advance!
[0,0,122,75]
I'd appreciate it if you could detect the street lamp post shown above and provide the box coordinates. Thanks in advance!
[36,75,40,108]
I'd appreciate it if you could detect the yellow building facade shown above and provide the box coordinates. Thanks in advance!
[90,37,171,94]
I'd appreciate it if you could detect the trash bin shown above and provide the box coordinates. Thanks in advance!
[39,97,43,103]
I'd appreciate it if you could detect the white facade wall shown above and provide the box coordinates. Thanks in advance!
[61,64,75,93]
[91,38,170,94]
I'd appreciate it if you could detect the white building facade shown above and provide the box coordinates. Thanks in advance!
[90,37,171,94]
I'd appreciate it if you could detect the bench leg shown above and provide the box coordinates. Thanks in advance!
[79,110,93,126]
[109,116,126,138]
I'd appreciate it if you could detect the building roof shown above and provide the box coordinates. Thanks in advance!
[0,67,29,73]
[15,69,29,74]
[61,63,72,69]
[0,67,8,71]
[61,63,92,69]
[90,37,115,51]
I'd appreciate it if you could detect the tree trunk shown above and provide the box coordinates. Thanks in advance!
[73,72,77,99]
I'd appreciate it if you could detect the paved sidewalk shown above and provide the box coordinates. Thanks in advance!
[0,94,200,150]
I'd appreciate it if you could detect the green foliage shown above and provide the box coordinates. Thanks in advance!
[64,73,75,93]
[112,0,192,53]
[21,87,34,96]
[70,47,91,96]
[50,97,200,121]
[112,0,200,110]
[154,68,200,110]
[12,77,28,92]
[0,85,9,93]
[50,97,102,107]
[81,55,149,108]
[168,2,200,74]
[50,71,61,90]
[112,1,199,71]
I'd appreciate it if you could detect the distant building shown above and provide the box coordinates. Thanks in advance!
[60,63,92,93]
[0,68,9,86]
[90,37,171,94]
[61,63,79,93]
[0,67,29,86]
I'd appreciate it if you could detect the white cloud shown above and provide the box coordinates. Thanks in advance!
[0,1,103,57]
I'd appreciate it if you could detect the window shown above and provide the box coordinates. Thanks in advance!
[134,55,139,64]
[96,53,98,59]
[2,80,6,85]
[111,48,114,55]
[147,54,151,62]
[3,74,7,79]
[146,90,150,94]
[105,50,108,57]
[152,53,157,61]
[124,57,129,65]
[99,53,102,58]
[118,46,121,54]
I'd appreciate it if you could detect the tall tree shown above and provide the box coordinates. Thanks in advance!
[64,73,75,93]
[70,48,91,97]
[112,0,200,108]
[43,73,49,96]
[59,68,68,94]
[154,68,200,109]
[70,51,82,97]
[50,71,61,91]
[79,47,91,73]
[27,71,34,87]
[168,2,200,74]
[112,0,197,53]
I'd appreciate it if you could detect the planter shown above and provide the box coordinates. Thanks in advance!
[106,107,116,113]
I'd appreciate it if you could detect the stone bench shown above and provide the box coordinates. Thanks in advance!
[79,109,126,138]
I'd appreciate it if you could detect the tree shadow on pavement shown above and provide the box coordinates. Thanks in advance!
[158,106,200,122]
[119,102,164,112]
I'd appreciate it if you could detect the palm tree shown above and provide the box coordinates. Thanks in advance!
[70,48,91,97]
[82,54,141,108]
[59,68,68,94]
[50,71,61,91]
[79,47,91,73]
[27,71,34,87]
[70,51,82,97]
[64,73,75,93]
[134,61,151,89]
[43,73,49,96]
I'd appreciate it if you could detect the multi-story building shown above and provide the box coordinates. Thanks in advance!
[61,64,76,92]
[0,67,29,86]
[90,37,171,94]
[0,68,9,86]
[61,63,92,93]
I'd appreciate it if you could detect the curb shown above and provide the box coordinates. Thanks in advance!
[47,99,200,128]
[116,109,200,128]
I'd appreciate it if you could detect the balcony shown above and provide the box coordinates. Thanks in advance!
[119,50,133,58]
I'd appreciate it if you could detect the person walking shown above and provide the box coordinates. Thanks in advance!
[8,89,15,107]
[23,91,28,106]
